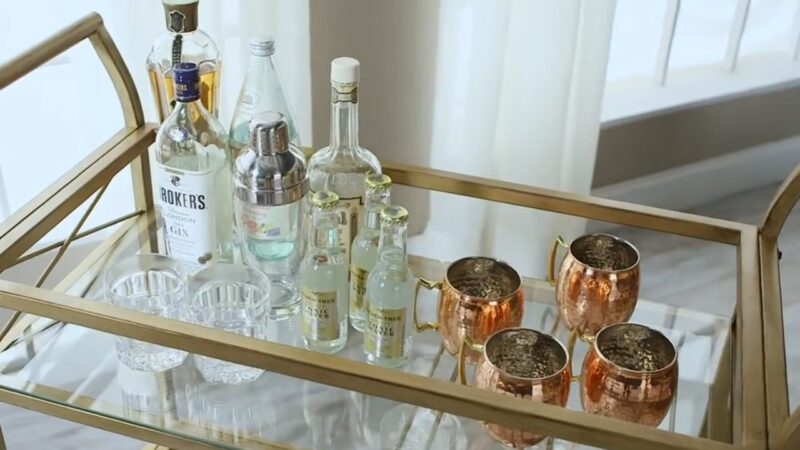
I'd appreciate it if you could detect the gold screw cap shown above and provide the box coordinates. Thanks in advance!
[380,205,408,224]
[311,191,339,209]
[365,173,392,192]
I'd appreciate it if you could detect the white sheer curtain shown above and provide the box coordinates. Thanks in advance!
[1,0,615,280]
[408,0,616,277]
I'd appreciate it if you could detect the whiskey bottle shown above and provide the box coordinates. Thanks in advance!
[307,57,381,264]
[364,206,414,368]
[299,191,349,354]
[230,37,301,160]
[235,112,307,319]
[147,0,221,122]
[153,62,232,273]
[349,174,392,332]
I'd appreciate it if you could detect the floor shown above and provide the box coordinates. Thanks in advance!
[0,183,797,449]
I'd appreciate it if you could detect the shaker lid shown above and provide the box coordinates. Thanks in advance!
[250,111,290,155]
[234,112,308,206]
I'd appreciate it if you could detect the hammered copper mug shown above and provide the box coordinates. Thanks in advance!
[581,322,678,426]
[414,257,524,360]
[549,234,640,342]
[457,328,571,448]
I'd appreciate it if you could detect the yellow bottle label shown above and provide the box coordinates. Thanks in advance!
[364,304,406,359]
[349,266,369,312]
[301,288,339,341]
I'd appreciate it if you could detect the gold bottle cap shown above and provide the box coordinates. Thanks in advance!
[365,173,392,192]
[380,205,408,224]
[163,0,199,33]
[311,191,339,209]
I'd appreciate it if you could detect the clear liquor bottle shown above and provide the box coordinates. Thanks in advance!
[229,37,301,162]
[364,206,414,368]
[153,62,233,273]
[307,57,381,264]
[349,174,392,332]
[147,0,221,122]
[299,191,349,354]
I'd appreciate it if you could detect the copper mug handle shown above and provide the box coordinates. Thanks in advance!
[547,236,569,286]
[567,327,585,383]
[413,277,442,332]
[457,335,483,385]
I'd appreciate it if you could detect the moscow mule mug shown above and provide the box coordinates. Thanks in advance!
[458,327,571,448]
[413,256,524,360]
[548,233,640,342]
[580,322,679,427]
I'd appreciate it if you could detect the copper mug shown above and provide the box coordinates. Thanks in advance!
[458,328,571,448]
[414,257,524,359]
[549,233,640,341]
[581,322,678,426]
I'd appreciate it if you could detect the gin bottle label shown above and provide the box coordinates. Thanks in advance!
[349,266,368,311]
[365,304,406,359]
[302,288,339,341]
[154,162,217,273]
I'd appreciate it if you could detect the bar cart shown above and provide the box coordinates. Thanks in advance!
[0,12,795,450]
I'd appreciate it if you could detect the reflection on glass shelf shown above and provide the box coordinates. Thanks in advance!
[0,248,731,449]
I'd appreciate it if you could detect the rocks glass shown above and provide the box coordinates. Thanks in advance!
[104,254,188,372]
[189,263,271,384]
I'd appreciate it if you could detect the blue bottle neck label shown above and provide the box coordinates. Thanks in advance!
[175,78,200,102]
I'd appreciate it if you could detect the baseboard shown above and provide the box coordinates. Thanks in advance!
[591,135,800,212]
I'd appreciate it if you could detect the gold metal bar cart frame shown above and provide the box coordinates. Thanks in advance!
[1,12,795,450]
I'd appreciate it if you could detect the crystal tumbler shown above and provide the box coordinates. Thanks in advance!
[104,254,189,372]
[189,263,271,384]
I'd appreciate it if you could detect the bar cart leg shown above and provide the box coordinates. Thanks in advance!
[702,332,733,442]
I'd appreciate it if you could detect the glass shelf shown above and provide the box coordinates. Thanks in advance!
[0,218,732,450]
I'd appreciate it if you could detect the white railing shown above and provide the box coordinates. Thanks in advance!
[603,0,800,124]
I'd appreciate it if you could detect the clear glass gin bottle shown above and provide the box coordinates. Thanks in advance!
[153,62,233,273]
[230,37,300,161]
[349,174,392,332]
[147,0,221,122]
[299,191,349,353]
[235,112,307,319]
[364,206,414,367]
[307,57,381,264]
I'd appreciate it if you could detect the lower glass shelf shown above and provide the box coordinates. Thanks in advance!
[0,248,731,449]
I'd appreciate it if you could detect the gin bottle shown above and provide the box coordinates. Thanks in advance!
[307,57,381,264]
[153,62,233,273]
[147,0,221,122]
[230,37,301,161]
[299,191,349,353]
[364,206,414,367]
[235,112,307,319]
[349,174,392,332]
